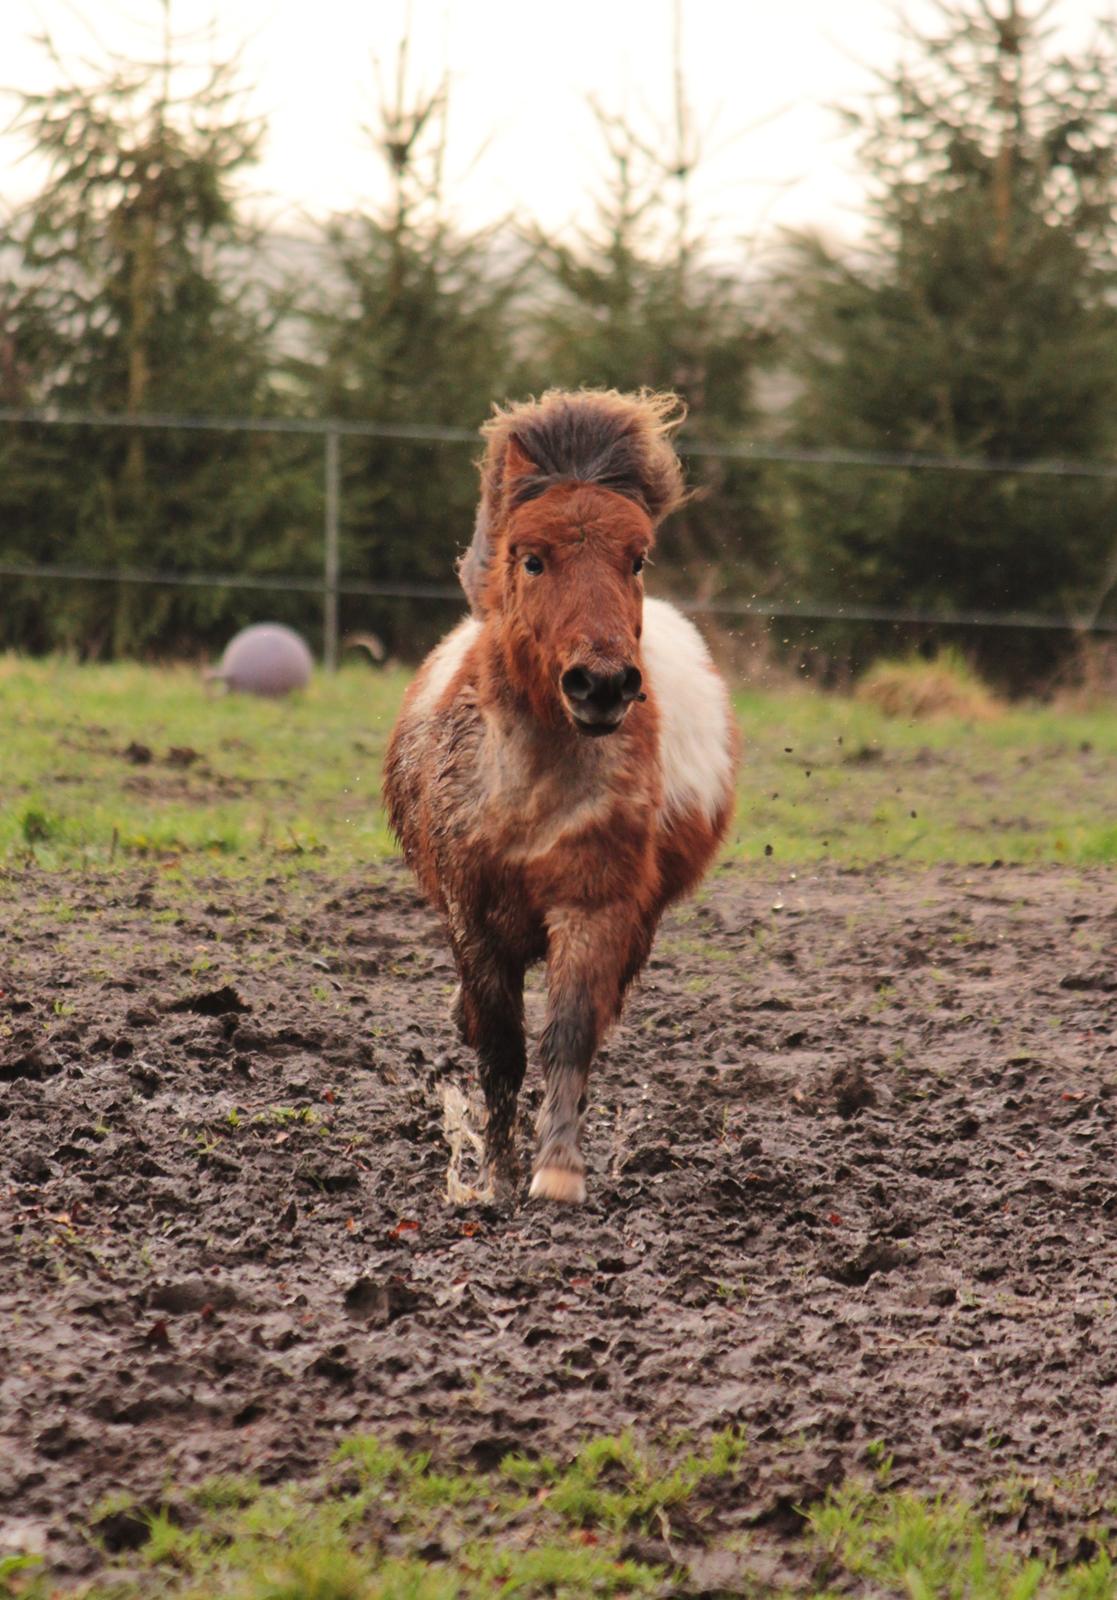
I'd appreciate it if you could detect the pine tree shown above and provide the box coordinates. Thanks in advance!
[524,21,778,596]
[784,0,1117,677]
[296,37,518,652]
[0,14,306,657]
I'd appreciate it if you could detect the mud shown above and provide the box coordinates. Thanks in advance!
[2,861,1116,1582]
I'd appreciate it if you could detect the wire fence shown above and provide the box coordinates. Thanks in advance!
[3,559,1116,638]
[4,405,1117,662]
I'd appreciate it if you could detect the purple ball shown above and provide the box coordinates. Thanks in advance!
[215,624,314,697]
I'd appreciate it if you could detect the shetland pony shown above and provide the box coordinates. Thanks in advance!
[383,389,736,1204]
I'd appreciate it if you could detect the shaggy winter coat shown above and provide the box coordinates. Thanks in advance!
[384,389,736,1202]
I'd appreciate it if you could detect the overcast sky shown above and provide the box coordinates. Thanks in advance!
[2,0,1110,250]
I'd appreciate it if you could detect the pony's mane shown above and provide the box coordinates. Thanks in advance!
[458,388,688,616]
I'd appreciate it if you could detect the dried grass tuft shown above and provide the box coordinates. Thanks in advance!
[856,649,1001,720]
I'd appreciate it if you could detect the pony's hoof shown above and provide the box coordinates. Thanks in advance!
[529,1165,587,1205]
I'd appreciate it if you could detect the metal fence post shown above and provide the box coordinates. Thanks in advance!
[324,427,340,672]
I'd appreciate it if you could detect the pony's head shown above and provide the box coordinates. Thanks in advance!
[468,389,687,737]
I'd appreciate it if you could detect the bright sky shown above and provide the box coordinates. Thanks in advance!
[1,0,1108,250]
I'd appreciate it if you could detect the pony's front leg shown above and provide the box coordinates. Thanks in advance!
[530,906,641,1205]
[455,946,527,1199]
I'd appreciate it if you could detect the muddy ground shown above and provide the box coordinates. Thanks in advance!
[2,860,1116,1587]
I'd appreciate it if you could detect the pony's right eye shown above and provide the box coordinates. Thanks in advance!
[523,554,544,576]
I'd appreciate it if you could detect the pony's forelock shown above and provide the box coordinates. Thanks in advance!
[482,388,687,525]
[458,388,688,617]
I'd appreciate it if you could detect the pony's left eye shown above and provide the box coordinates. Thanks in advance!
[632,555,646,575]
[523,554,544,576]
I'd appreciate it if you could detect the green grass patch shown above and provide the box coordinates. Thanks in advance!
[728,681,1117,868]
[4,1435,1117,1598]
[500,1427,747,1530]
[2,652,1116,874]
[4,1431,739,1599]
[0,655,403,875]
[811,1479,1115,1599]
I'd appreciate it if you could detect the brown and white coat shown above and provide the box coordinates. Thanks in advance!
[384,389,736,1203]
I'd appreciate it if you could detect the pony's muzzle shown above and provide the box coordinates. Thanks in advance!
[561,664,643,735]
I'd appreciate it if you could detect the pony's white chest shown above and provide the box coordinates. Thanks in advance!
[474,715,616,861]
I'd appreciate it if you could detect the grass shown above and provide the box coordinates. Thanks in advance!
[2,651,1116,875]
[4,1434,1117,1598]
[5,1430,735,1599]
[730,679,1117,867]
[811,1479,1116,1599]
[0,655,403,874]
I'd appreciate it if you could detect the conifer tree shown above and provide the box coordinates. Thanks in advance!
[0,14,303,656]
[297,37,518,650]
[784,0,1117,674]
[525,16,778,595]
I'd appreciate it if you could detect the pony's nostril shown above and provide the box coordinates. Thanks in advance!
[561,667,594,702]
[620,667,643,703]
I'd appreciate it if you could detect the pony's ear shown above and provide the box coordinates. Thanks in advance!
[503,433,537,486]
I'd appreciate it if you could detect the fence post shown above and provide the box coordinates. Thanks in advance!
[323,428,340,672]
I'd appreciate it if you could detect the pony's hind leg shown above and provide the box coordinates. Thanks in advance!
[531,908,648,1205]
[455,948,527,1199]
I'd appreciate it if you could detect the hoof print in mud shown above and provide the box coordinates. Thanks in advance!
[343,1276,422,1326]
[163,984,250,1018]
